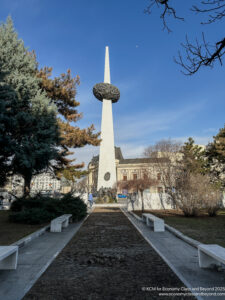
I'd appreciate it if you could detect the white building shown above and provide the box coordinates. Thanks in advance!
[31,173,61,193]
[4,173,61,196]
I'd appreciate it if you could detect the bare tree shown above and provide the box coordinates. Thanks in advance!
[145,0,225,74]
[175,172,222,216]
[73,176,88,195]
[144,139,222,216]
[117,169,158,212]
[144,139,182,208]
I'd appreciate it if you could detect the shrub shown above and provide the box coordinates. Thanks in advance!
[108,197,116,203]
[95,195,117,204]
[59,193,87,222]
[9,208,52,224]
[204,190,222,217]
[10,198,26,212]
[175,173,222,217]
[9,193,87,224]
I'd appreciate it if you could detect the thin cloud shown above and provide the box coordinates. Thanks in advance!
[202,128,218,134]
[3,0,42,15]
[115,102,204,143]
[119,143,146,158]
[70,145,99,169]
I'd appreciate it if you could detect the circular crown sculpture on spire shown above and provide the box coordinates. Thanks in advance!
[93,82,120,103]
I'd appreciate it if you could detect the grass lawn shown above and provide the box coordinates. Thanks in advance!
[0,210,47,245]
[134,209,225,247]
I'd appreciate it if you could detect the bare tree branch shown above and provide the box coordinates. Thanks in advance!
[174,33,225,75]
[144,0,184,32]
[145,0,225,74]
[192,0,225,24]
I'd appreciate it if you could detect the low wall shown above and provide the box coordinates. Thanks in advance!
[73,192,88,204]
[222,195,225,208]
[127,192,225,211]
[127,192,174,211]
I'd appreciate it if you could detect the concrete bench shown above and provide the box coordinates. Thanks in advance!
[50,214,72,232]
[142,213,165,232]
[0,246,18,270]
[198,244,225,269]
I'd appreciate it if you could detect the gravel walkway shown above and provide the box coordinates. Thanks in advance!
[23,207,194,300]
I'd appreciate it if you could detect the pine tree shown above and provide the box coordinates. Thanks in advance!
[206,125,225,187]
[0,70,18,186]
[207,126,225,161]
[36,66,101,181]
[0,17,61,195]
[180,137,207,174]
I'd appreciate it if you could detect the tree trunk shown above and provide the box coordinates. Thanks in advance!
[141,190,144,213]
[23,174,32,198]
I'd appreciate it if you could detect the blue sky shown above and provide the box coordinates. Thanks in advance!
[1,0,225,167]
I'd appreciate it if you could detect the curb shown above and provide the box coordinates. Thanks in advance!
[93,203,126,207]
[11,225,50,248]
[128,210,200,249]
[128,210,142,221]
[165,224,200,249]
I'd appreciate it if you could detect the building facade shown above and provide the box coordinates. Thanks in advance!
[87,147,165,194]
[4,173,61,196]
[31,173,61,193]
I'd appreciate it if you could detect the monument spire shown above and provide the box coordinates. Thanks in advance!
[93,47,120,191]
[104,46,111,84]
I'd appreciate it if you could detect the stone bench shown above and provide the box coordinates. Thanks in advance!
[0,246,18,270]
[198,244,225,269]
[142,213,165,232]
[50,214,72,232]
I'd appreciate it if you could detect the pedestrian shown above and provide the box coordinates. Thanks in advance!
[130,193,136,211]
[0,195,3,208]
[88,192,93,208]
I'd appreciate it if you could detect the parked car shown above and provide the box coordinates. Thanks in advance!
[40,191,53,197]
[0,192,15,210]
[117,194,127,198]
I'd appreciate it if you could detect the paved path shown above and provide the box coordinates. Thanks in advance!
[0,221,85,300]
[123,209,225,300]
[1,207,224,299]
[24,207,194,300]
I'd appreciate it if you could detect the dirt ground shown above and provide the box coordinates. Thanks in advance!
[23,207,194,300]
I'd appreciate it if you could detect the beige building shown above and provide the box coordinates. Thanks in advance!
[88,147,165,194]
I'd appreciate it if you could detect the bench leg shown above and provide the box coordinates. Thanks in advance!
[198,249,221,268]
[50,223,62,232]
[144,218,152,228]
[62,219,69,228]
[153,222,165,232]
[0,251,18,270]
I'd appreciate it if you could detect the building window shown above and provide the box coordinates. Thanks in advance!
[157,173,161,180]
[123,175,127,181]
[143,173,148,180]
[157,187,163,193]
[133,174,137,180]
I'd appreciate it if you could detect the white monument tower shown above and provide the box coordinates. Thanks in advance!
[93,47,120,190]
